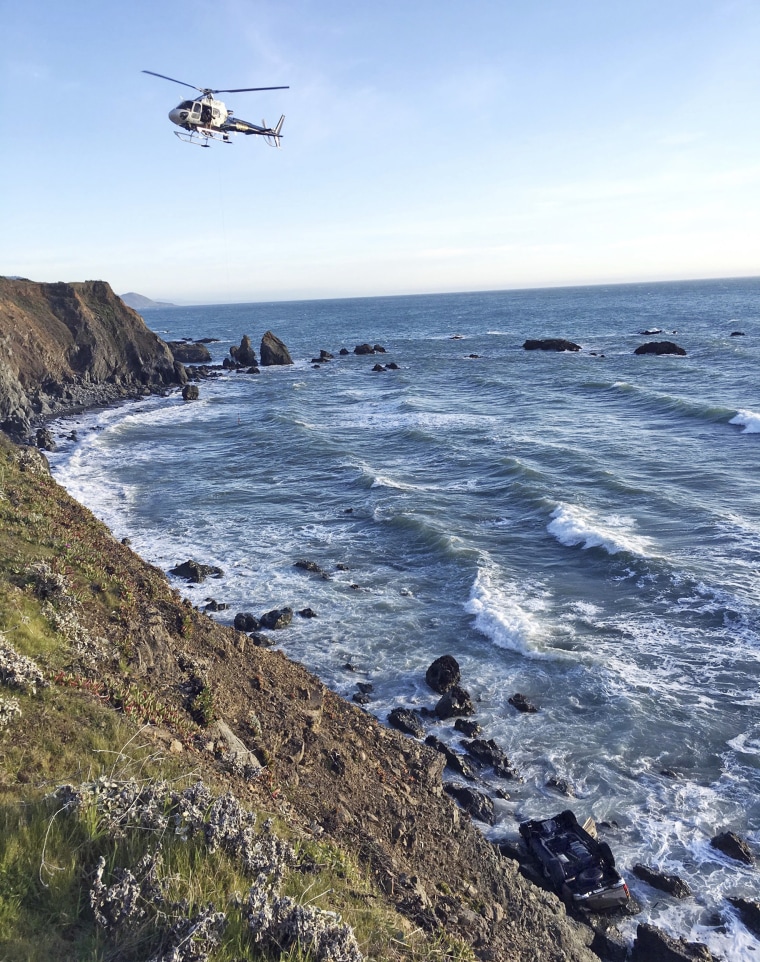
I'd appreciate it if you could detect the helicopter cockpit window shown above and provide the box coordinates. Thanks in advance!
[178,100,195,110]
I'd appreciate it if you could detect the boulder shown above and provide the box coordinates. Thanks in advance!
[259,606,293,630]
[35,427,56,451]
[170,559,223,583]
[454,718,482,738]
[353,343,375,355]
[461,737,515,778]
[444,784,495,824]
[434,685,474,719]
[233,612,260,632]
[425,655,461,694]
[631,923,715,961]
[230,335,257,366]
[509,692,538,713]
[294,559,330,579]
[388,707,426,739]
[634,341,686,356]
[168,341,212,364]
[710,830,753,864]
[425,735,476,780]
[181,384,199,401]
[260,331,293,366]
[523,339,581,352]
[632,864,692,899]
[728,897,760,939]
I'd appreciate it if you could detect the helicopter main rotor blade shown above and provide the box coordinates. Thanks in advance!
[212,86,289,93]
[142,70,202,92]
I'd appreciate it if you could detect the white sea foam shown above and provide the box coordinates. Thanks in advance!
[547,503,654,557]
[464,565,550,657]
[730,409,760,433]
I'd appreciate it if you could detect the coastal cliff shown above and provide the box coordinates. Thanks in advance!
[0,277,182,438]
[0,278,610,961]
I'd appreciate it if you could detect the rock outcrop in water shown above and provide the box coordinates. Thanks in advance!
[523,338,582,352]
[0,277,183,438]
[260,330,293,366]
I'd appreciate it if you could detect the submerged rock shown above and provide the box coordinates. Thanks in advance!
[634,340,686,356]
[523,338,581,352]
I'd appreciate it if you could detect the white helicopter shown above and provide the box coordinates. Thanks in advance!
[143,70,288,147]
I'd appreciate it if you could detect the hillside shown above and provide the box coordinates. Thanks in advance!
[0,277,182,438]
[119,292,177,310]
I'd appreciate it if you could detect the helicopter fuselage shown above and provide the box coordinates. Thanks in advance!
[169,96,230,132]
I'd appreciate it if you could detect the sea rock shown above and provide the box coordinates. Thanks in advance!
[297,607,318,618]
[728,897,760,939]
[461,737,515,778]
[523,338,581,352]
[249,631,276,647]
[35,427,56,451]
[454,718,482,738]
[630,922,715,961]
[639,328,663,335]
[181,384,199,401]
[170,559,223,583]
[730,331,746,337]
[632,864,692,899]
[372,364,386,372]
[230,334,257,366]
[634,341,687,356]
[444,783,495,824]
[259,606,293,630]
[434,685,474,719]
[388,707,426,739]
[353,343,375,355]
[294,559,331,580]
[425,735,476,780]
[546,776,574,796]
[168,341,212,364]
[260,331,293,366]
[233,612,260,632]
[509,692,538,713]
[710,830,753,864]
[425,655,461,694]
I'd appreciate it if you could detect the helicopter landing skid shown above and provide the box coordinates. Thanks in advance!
[174,128,233,147]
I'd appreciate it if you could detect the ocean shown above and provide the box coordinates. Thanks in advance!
[48,277,760,957]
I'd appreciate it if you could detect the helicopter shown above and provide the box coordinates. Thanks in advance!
[143,70,288,147]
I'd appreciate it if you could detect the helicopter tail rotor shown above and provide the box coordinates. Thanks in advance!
[264,115,285,148]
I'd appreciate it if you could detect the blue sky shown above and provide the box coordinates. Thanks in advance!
[2,0,759,303]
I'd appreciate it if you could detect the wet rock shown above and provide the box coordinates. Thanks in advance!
[509,692,538,713]
[388,707,426,739]
[249,631,275,647]
[730,331,746,337]
[454,718,482,738]
[630,922,715,961]
[639,328,663,335]
[35,427,56,451]
[373,344,387,353]
[546,775,574,796]
[168,341,212,363]
[260,331,293,366]
[634,341,687,356]
[372,363,386,372]
[425,655,461,694]
[434,685,474,719]
[294,559,331,580]
[523,338,581,352]
[259,607,293,630]
[444,784,495,824]
[425,735,476,780]
[170,559,223,583]
[203,599,228,611]
[461,737,515,778]
[728,897,760,939]
[297,607,318,618]
[230,334,258,366]
[233,612,260,632]
[632,864,692,899]
[353,343,375,355]
[711,830,753,864]
[181,384,199,401]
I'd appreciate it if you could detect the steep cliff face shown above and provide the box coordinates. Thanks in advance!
[0,277,182,437]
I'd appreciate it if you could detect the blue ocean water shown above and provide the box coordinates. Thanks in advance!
[49,278,760,956]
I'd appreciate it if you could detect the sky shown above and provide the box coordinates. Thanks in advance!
[2,0,760,304]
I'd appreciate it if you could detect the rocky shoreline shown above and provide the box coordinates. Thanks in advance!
[1,277,753,960]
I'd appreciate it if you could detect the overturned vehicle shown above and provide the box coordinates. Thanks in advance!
[519,809,630,911]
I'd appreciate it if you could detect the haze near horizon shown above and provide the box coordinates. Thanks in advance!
[2,1,759,304]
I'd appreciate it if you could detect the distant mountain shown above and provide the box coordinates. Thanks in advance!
[120,292,176,310]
